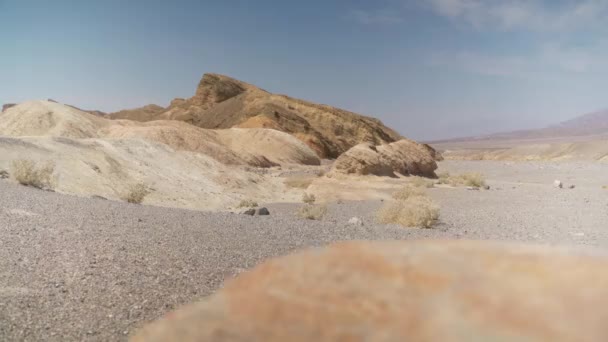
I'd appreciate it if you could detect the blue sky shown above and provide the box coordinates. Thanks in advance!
[2,0,608,140]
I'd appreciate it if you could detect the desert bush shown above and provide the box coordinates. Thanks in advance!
[11,159,56,190]
[437,172,451,184]
[284,177,314,189]
[122,182,151,204]
[438,172,486,188]
[409,176,434,188]
[377,196,439,228]
[302,192,316,204]
[392,185,426,201]
[459,173,486,188]
[237,199,259,208]
[298,204,327,220]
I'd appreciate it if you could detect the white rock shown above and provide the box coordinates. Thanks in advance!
[348,217,363,226]
[553,180,563,189]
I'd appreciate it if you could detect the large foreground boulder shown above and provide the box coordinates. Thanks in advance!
[132,240,608,341]
[328,139,438,177]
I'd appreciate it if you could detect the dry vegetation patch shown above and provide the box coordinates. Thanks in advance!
[284,177,314,189]
[377,196,439,228]
[408,176,435,188]
[302,193,316,204]
[11,159,56,190]
[237,199,259,208]
[122,182,151,204]
[392,185,426,201]
[438,172,486,188]
[297,204,328,220]
[378,184,439,228]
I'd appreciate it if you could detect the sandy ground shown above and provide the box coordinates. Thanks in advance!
[2,160,608,341]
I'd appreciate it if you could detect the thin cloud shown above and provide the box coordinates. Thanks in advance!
[348,9,404,25]
[423,0,608,31]
[429,42,608,78]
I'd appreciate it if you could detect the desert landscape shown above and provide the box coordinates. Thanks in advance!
[4,1,608,340]
[2,72,608,341]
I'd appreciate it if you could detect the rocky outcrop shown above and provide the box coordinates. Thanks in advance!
[109,104,165,121]
[2,103,16,112]
[328,139,438,177]
[132,240,608,342]
[111,73,404,158]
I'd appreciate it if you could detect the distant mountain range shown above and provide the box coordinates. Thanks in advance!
[432,109,608,144]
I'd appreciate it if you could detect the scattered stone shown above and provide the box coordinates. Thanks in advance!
[466,186,480,191]
[348,217,363,226]
[483,185,490,190]
[91,195,107,200]
[240,209,255,216]
[132,240,608,342]
[256,207,270,216]
[553,180,563,188]
[568,185,576,189]
[0,170,8,179]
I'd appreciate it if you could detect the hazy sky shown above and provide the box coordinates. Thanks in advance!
[2,0,608,140]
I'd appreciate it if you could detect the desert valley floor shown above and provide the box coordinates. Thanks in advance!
[1,160,607,341]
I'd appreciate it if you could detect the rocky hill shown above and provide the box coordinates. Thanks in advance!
[109,73,403,158]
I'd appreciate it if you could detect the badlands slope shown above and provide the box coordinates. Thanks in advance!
[0,100,323,209]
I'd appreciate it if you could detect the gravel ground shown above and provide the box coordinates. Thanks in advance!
[1,160,608,341]
[434,160,608,248]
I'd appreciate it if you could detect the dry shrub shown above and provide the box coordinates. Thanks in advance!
[392,185,426,201]
[238,199,258,208]
[122,182,151,204]
[298,204,327,220]
[302,192,316,204]
[11,159,56,190]
[377,196,439,228]
[284,177,314,189]
[438,172,486,188]
[409,176,435,188]
[437,171,451,184]
[380,184,439,228]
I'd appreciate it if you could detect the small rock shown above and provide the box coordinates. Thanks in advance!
[241,209,255,216]
[483,185,490,190]
[466,187,480,191]
[348,217,363,226]
[553,180,563,189]
[256,207,270,216]
[0,170,8,179]
[568,185,576,189]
